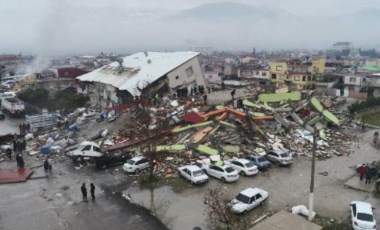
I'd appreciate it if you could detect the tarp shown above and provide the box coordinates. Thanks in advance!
[182,112,205,124]
[196,145,219,155]
[222,145,240,153]
[172,121,213,133]
[258,91,301,103]
[156,145,186,152]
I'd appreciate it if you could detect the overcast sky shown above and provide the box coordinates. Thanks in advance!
[1,0,380,55]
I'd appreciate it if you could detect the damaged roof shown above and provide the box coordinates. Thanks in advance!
[77,51,200,96]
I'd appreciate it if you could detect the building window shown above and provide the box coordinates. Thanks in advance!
[271,74,276,79]
[349,77,356,83]
[302,76,306,81]
[256,71,260,75]
[308,76,311,81]
[186,67,194,77]
[175,76,179,80]
[294,76,300,81]
[262,72,267,77]
[276,66,282,71]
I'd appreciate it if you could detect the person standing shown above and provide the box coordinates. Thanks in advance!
[44,158,49,173]
[203,94,207,104]
[16,153,24,168]
[6,147,12,160]
[81,183,88,202]
[90,183,95,201]
[359,163,366,181]
[230,89,236,100]
[365,164,371,184]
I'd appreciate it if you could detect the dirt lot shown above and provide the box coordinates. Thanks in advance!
[125,128,380,230]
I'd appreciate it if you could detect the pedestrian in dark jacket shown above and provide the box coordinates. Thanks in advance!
[90,183,95,201]
[16,153,24,168]
[6,147,12,160]
[81,183,88,202]
[231,89,236,99]
[365,165,372,184]
[44,159,50,173]
[13,139,17,152]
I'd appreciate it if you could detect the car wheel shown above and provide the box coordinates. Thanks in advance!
[101,163,108,170]
[77,156,84,163]
[135,168,140,174]
[221,177,227,183]
[240,171,246,176]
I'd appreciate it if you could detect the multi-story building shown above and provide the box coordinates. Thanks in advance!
[77,51,206,108]
[237,64,270,86]
[0,54,23,76]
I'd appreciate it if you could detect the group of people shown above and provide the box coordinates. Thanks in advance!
[81,183,96,202]
[358,162,378,184]
[5,137,26,169]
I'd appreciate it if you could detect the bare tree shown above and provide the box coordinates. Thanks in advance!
[204,186,251,230]
[124,106,174,179]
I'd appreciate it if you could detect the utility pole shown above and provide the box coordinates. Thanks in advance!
[308,125,317,221]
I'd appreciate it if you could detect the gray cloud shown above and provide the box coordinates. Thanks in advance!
[0,0,379,54]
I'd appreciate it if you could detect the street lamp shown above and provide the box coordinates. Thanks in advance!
[308,125,318,221]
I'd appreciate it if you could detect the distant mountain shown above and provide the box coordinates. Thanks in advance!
[352,7,380,19]
[164,2,294,22]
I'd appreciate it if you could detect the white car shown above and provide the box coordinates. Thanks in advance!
[178,165,209,184]
[224,158,258,176]
[350,201,377,230]
[122,156,150,173]
[67,141,103,161]
[230,188,269,214]
[266,149,293,166]
[201,164,239,182]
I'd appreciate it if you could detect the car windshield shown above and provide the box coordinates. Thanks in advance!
[258,157,266,162]
[236,193,250,204]
[245,161,254,167]
[225,167,235,173]
[193,170,204,177]
[280,153,289,158]
[357,213,374,222]
[126,159,135,165]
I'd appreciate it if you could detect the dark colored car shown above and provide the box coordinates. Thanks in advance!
[245,155,271,170]
[94,151,132,169]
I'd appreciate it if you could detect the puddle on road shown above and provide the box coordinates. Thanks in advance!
[124,186,207,230]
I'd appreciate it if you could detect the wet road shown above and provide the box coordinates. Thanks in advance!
[125,129,380,230]
[0,114,24,135]
[0,159,168,230]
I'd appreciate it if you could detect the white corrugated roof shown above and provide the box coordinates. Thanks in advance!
[77,51,200,96]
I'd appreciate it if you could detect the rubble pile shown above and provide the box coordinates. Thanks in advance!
[0,91,359,175]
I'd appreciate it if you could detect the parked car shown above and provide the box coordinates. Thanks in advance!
[94,151,132,169]
[350,201,377,230]
[245,155,271,170]
[201,164,239,182]
[178,165,209,184]
[224,158,258,176]
[229,188,269,214]
[67,141,103,162]
[0,111,5,119]
[266,149,293,166]
[122,156,150,173]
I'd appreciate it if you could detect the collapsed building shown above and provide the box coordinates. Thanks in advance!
[77,51,207,108]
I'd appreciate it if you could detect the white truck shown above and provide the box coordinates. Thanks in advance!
[2,97,25,117]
